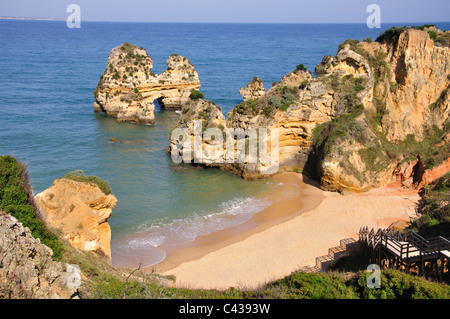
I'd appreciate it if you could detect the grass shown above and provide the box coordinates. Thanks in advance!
[64,170,112,195]
[0,155,64,260]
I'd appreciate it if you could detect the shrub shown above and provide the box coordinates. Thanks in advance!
[299,80,309,90]
[376,26,408,44]
[338,39,360,52]
[64,170,112,195]
[189,90,205,100]
[282,91,295,104]
[354,84,365,92]
[428,30,438,40]
[356,269,450,299]
[268,96,281,109]
[295,64,308,72]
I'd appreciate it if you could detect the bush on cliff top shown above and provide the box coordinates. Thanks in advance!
[189,89,205,100]
[0,155,63,260]
[64,170,112,195]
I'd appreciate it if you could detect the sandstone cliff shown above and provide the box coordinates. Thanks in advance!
[168,26,450,192]
[94,42,200,124]
[0,211,79,299]
[34,176,117,259]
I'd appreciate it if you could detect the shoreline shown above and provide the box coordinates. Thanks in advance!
[151,172,325,273]
[148,173,420,291]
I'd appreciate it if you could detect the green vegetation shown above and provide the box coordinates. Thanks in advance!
[86,267,450,299]
[234,98,258,115]
[434,32,450,48]
[411,24,436,31]
[268,96,281,109]
[313,102,365,159]
[312,74,366,160]
[189,89,205,100]
[409,173,450,238]
[295,63,308,73]
[0,155,63,260]
[376,26,408,44]
[337,38,360,53]
[64,170,112,195]
[428,30,438,40]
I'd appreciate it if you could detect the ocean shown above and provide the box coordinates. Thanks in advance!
[1,20,449,267]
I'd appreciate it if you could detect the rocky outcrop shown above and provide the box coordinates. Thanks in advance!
[239,77,266,101]
[93,42,200,124]
[34,178,117,259]
[315,28,449,192]
[168,27,449,192]
[0,212,79,299]
[365,28,450,141]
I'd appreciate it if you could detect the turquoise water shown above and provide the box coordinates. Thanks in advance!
[1,20,449,267]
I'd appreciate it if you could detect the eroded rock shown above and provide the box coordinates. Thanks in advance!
[34,178,117,259]
[94,43,201,124]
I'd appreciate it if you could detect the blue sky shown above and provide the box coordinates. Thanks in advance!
[1,0,449,23]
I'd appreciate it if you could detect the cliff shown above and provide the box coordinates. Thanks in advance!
[0,211,80,298]
[93,42,200,124]
[34,172,117,259]
[168,26,450,192]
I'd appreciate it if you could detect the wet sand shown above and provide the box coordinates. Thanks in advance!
[151,173,325,273]
[148,173,420,291]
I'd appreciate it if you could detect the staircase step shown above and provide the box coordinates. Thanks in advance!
[316,254,334,271]
[298,265,320,273]
[328,246,349,259]
[340,238,360,253]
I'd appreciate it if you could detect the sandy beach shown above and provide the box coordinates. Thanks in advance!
[150,172,421,291]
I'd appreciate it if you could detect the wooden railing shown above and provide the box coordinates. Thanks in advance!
[359,226,450,262]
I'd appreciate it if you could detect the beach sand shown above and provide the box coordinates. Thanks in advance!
[150,172,420,291]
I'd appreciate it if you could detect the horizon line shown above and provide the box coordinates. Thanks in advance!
[1,17,450,25]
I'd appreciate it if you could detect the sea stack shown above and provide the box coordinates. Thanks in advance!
[93,42,201,124]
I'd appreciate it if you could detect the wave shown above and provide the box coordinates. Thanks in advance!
[111,196,272,268]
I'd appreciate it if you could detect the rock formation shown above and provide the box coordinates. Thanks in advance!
[34,178,117,259]
[239,76,266,101]
[0,211,79,299]
[168,26,450,192]
[93,42,200,124]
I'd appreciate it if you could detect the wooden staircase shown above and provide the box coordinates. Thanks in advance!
[299,238,360,273]
[359,226,450,281]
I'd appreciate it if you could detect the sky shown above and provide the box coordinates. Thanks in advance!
[1,0,449,23]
